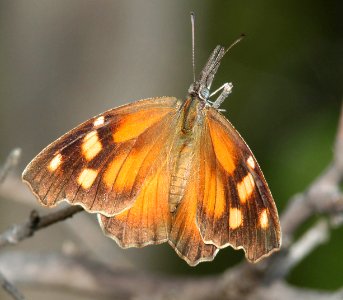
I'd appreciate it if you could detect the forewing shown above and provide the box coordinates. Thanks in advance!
[196,107,281,262]
[22,97,182,216]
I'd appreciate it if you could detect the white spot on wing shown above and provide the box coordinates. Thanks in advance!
[77,168,98,189]
[93,116,105,127]
[48,153,62,171]
[237,173,255,204]
[82,130,102,161]
[247,156,255,169]
[260,209,269,229]
[229,208,243,229]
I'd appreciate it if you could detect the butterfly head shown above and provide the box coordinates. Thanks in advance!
[188,34,245,109]
[188,45,226,104]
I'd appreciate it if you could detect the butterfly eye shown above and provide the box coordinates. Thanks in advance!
[200,87,210,100]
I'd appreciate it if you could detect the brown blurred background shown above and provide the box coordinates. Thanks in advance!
[0,0,342,299]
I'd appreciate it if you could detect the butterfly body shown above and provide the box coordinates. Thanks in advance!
[168,97,203,212]
[23,43,281,266]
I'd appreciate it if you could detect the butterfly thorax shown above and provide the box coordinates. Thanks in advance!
[169,97,204,212]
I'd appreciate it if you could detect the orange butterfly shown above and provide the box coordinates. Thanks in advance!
[22,16,281,266]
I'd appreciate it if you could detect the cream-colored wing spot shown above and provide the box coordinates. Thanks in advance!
[82,130,102,161]
[229,208,243,229]
[93,116,105,127]
[48,153,62,171]
[259,209,269,229]
[237,173,255,204]
[77,168,98,189]
[247,156,255,169]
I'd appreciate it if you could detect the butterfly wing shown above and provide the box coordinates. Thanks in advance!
[98,159,172,247]
[22,97,182,216]
[196,107,281,262]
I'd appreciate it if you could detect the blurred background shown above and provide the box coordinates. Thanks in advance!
[0,0,342,299]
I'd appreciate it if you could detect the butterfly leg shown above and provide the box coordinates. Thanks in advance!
[211,82,233,109]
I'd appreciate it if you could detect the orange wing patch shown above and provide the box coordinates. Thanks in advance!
[207,116,236,174]
[201,139,227,221]
[99,162,171,247]
[112,107,173,143]
[103,150,131,189]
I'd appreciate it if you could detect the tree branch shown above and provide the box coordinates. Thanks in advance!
[0,205,83,248]
[0,251,342,300]
[266,218,330,280]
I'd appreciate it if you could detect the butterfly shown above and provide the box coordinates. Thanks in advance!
[22,16,281,266]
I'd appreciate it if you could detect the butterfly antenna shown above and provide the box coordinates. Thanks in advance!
[208,33,246,82]
[203,34,246,84]
[190,12,196,82]
[224,33,245,55]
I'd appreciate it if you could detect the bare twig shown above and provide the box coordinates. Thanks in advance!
[0,205,83,248]
[0,148,21,184]
[280,188,343,247]
[286,219,329,269]
[0,251,342,300]
[0,270,25,300]
[0,175,132,268]
[266,219,330,280]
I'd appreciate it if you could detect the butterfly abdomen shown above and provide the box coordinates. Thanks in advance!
[169,98,203,213]
[169,141,194,212]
